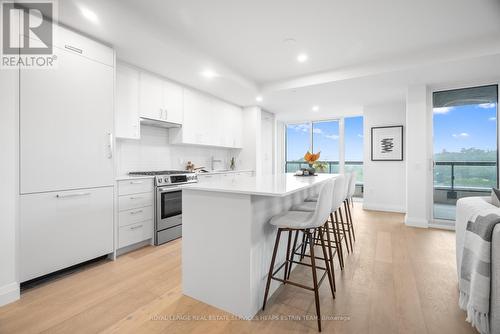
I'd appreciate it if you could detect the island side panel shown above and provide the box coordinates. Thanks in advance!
[182,189,253,318]
[249,185,318,316]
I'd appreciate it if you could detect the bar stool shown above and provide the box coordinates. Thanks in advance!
[291,175,346,272]
[262,179,335,332]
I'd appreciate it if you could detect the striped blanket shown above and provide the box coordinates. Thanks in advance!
[459,213,500,334]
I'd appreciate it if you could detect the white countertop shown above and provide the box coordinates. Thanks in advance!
[196,169,253,175]
[181,173,337,197]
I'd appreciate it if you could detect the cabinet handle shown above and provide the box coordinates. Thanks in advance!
[56,192,91,198]
[64,44,83,54]
[107,132,113,159]
[130,224,143,230]
[129,196,142,200]
[129,209,143,215]
[130,181,143,184]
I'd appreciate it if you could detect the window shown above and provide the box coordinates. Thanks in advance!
[284,116,364,198]
[433,85,498,221]
[344,116,364,184]
[285,120,340,173]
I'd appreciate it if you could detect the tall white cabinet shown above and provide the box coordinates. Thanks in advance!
[19,26,115,282]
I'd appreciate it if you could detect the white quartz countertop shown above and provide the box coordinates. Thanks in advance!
[181,173,337,197]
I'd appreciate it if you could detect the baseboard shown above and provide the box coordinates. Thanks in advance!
[363,202,406,213]
[0,282,20,307]
[404,215,428,228]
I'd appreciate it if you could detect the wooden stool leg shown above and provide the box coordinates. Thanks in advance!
[284,230,292,283]
[346,199,356,242]
[300,230,308,261]
[287,230,299,280]
[308,230,322,332]
[336,210,350,254]
[319,226,335,298]
[343,201,354,249]
[330,212,344,270]
[262,228,282,311]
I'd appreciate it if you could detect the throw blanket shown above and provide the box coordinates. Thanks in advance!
[459,213,500,334]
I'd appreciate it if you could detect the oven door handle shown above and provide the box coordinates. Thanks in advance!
[157,187,181,193]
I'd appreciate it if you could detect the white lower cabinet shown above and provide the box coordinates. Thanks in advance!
[117,179,154,251]
[20,187,114,282]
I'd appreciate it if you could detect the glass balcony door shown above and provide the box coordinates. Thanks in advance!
[432,85,498,222]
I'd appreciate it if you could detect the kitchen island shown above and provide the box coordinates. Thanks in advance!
[181,173,337,319]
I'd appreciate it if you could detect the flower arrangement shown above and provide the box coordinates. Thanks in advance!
[304,151,321,167]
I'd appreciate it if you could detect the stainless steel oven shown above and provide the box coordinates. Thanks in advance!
[128,170,197,245]
[156,185,183,244]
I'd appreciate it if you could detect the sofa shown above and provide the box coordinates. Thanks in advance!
[456,196,500,333]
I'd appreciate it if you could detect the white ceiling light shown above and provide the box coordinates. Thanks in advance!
[312,105,319,112]
[79,6,99,24]
[297,53,308,63]
[256,95,263,102]
[201,69,218,79]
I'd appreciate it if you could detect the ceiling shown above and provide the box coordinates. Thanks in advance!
[57,0,500,119]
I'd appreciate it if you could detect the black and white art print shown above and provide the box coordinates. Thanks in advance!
[371,126,403,161]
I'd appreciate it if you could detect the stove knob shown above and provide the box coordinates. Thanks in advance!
[157,177,163,183]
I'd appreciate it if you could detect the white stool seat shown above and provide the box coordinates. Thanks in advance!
[305,194,319,202]
[269,210,315,228]
[290,201,316,212]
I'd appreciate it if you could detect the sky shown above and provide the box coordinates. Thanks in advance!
[433,103,497,153]
[286,116,363,162]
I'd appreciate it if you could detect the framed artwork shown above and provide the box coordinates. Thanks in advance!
[371,125,404,161]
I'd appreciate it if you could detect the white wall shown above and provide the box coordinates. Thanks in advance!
[0,70,20,306]
[363,102,407,213]
[405,85,432,227]
[116,125,240,175]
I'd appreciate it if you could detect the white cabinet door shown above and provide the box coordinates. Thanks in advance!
[20,46,114,194]
[139,72,164,121]
[116,63,140,139]
[163,80,183,124]
[20,187,114,282]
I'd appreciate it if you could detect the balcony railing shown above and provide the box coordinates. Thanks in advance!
[433,161,497,203]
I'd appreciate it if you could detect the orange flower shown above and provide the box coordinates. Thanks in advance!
[304,151,321,163]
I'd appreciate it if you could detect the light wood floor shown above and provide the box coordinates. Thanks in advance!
[0,204,475,334]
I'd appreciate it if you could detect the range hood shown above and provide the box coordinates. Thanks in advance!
[140,117,182,129]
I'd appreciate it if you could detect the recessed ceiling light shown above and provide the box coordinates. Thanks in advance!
[256,95,263,102]
[312,105,319,112]
[201,69,218,79]
[80,7,99,24]
[297,53,308,63]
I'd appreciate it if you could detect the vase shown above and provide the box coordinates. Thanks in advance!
[308,164,316,175]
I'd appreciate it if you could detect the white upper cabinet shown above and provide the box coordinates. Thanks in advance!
[20,34,114,194]
[116,63,140,139]
[170,89,243,148]
[139,72,183,124]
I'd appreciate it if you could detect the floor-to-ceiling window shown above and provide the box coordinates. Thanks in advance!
[285,120,340,173]
[344,116,364,198]
[433,85,498,222]
[285,117,363,198]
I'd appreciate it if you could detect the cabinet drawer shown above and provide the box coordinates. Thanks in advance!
[118,220,153,248]
[118,178,154,196]
[119,192,154,211]
[119,206,153,227]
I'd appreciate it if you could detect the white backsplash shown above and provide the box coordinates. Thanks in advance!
[116,125,240,175]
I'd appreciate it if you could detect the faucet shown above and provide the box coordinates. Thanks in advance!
[211,156,222,171]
